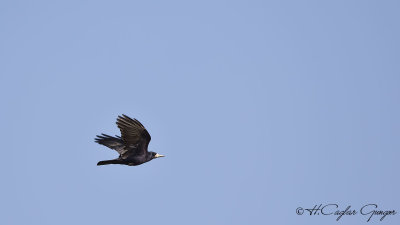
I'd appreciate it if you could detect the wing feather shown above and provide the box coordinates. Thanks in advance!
[116,115,151,155]
[94,134,128,155]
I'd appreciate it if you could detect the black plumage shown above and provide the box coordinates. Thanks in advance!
[95,115,164,166]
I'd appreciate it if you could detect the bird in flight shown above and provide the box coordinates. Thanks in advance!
[95,114,164,166]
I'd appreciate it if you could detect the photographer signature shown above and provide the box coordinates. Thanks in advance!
[296,204,396,222]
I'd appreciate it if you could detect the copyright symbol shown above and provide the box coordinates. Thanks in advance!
[296,207,304,215]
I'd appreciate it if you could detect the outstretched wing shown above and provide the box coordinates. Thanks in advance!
[94,134,128,155]
[116,114,151,155]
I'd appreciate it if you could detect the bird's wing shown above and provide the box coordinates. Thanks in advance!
[116,114,151,155]
[95,134,128,155]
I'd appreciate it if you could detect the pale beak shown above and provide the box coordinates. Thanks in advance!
[154,153,165,158]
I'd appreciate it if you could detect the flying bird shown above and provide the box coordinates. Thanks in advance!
[95,115,164,166]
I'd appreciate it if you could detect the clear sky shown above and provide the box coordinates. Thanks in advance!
[1,1,399,225]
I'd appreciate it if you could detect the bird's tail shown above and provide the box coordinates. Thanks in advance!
[97,159,123,166]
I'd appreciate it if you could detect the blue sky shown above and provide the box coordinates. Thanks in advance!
[1,1,399,224]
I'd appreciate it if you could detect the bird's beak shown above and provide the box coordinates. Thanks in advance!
[154,153,165,158]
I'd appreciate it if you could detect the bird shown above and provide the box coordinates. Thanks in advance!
[95,114,164,166]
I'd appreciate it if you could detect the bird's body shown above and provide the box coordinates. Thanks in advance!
[95,115,164,166]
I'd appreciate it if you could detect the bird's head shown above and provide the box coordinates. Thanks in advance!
[151,152,165,159]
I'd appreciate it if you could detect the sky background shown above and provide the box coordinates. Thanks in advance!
[1,1,399,224]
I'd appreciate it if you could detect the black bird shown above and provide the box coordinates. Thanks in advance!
[95,115,164,166]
